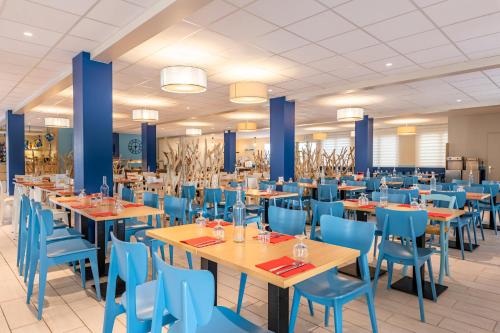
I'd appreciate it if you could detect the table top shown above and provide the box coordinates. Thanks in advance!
[340,200,464,222]
[338,185,367,191]
[418,190,491,201]
[244,189,299,199]
[386,181,403,185]
[276,181,318,189]
[146,224,359,289]
[35,185,75,197]
[50,196,163,222]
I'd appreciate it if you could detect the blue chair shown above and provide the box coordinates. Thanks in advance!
[236,206,307,314]
[282,183,308,215]
[103,233,175,333]
[299,178,313,184]
[452,179,468,186]
[259,180,276,190]
[365,178,381,193]
[151,253,270,333]
[345,180,366,198]
[163,195,193,269]
[464,186,485,242]
[388,188,418,203]
[203,188,223,220]
[323,178,338,184]
[437,182,457,191]
[317,183,338,202]
[229,181,243,188]
[27,209,101,319]
[418,184,443,191]
[373,207,436,322]
[289,216,378,333]
[478,183,500,235]
[310,200,343,241]
[134,192,166,261]
[222,190,261,227]
[340,175,354,182]
[181,184,202,223]
[404,176,418,188]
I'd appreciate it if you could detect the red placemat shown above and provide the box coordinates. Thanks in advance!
[89,211,117,218]
[256,256,315,278]
[123,203,143,208]
[345,199,358,202]
[359,204,377,209]
[206,221,232,228]
[59,191,75,196]
[252,232,295,244]
[70,204,92,209]
[180,236,225,248]
[58,198,80,203]
[467,193,484,199]
[397,204,412,208]
[428,212,452,218]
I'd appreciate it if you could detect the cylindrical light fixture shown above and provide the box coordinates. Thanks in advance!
[397,125,416,136]
[186,128,202,136]
[132,109,159,122]
[312,132,327,141]
[45,117,70,128]
[229,81,267,104]
[237,121,257,132]
[160,66,207,93]
[337,107,364,122]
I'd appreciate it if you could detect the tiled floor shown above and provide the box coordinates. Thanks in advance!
[1,215,500,333]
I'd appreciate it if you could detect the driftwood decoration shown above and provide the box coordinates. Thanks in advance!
[295,143,355,179]
[253,150,270,174]
[62,151,74,178]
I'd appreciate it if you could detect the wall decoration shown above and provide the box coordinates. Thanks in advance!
[295,142,355,179]
[128,138,142,154]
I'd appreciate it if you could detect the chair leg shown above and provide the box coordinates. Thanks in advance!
[289,291,301,333]
[427,259,437,302]
[471,217,478,245]
[18,232,26,275]
[236,273,247,314]
[307,300,314,316]
[159,245,165,261]
[414,263,426,322]
[79,259,86,289]
[89,255,101,301]
[168,245,174,265]
[333,303,343,333]
[386,262,394,289]
[186,251,193,269]
[324,306,330,327]
[373,235,378,258]
[457,226,465,260]
[366,290,378,333]
[37,263,48,319]
[372,255,383,296]
[466,223,473,252]
[26,251,38,304]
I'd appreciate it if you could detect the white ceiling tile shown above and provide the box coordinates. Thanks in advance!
[442,12,500,42]
[412,0,446,8]
[329,64,375,79]
[423,0,500,26]
[187,0,237,26]
[308,55,357,71]
[406,44,463,64]
[44,48,75,64]
[210,10,276,39]
[419,54,467,68]
[319,29,378,53]
[388,29,449,54]
[280,43,334,63]
[56,35,98,53]
[87,0,143,27]
[224,0,255,7]
[363,55,416,72]
[251,29,309,53]
[280,65,321,79]
[301,72,344,85]
[0,49,39,67]
[0,36,49,58]
[0,19,62,47]
[316,0,352,7]
[334,0,415,26]
[1,0,79,32]
[345,44,398,63]
[285,11,354,42]
[466,47,500,60]
[252,55,298,71]
[364,11,434,42]
[70,18,119,42]
[124,0,159,8]
[29,0,98,15]
[245,0,326,26]
[456,32,500,55]
[275,79,312,90]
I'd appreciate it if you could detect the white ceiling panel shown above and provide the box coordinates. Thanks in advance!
[364,11,435,42]
[423,0,500,27]
[0,36,49,58]
[345,44,398,64]
[0,19,62,46]
[245,0,326,26]
[56,35,99,53]
[442,12,500,42]
[209,10,276,39]
[29,0,98,15]
[252,29,309,53]
[87,0,143,27]
[319,29,378,54]
[456,32,500,55]
[308,55,357,71]
[387,29,450,54]
[412,0,446,8]
[363,55,416,72]
[187,0,237,26]
[329,63,375,79]
[70,18,119,42]
[285,11,355,42]
[280,43,334,64]
[406,44,463,64]
[280,65,321,79]
[334,0,415,26]
[316,0,352,7]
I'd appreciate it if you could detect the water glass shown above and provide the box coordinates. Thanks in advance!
[293,234,308,260]
[257,229,270,244]
[213,220,225,240]
[410,198,419,209]
[195,214,206,227]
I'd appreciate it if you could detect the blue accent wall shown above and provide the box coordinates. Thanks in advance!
[270,96,295,181]
[224,131,236,173]
[355,115,373,174]
[57,128,73,172]
[141,123,156,172]
[72,51,113,194]
[6,110,24,195]
[112,132,119,158]
[118,133,142,160]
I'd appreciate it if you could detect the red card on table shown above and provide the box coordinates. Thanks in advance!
[428,212,452,218]
[345,199,358,202]
[359,204,377,209]
[89,211,117,218]
[123,203,143,208]
[180,236,225,248]
[58,198,80,203]
[252,232,295,244]
[70,204,92,209]
[256,256,315,278]
[206,221,232,228]
[59,191,75,196]
[397,204,412,208]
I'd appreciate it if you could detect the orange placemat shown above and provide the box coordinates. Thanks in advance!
[70,204,93,209]
[89,211,117,218]
[122,203,143,208]
[180,236,225,248]
[256,256,315,278]
[206,221,232,228]
[428,212,452,218]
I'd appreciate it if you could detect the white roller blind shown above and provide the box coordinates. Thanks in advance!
[416,125,448,167]
[322,133,352,153]
[373,129,399,167]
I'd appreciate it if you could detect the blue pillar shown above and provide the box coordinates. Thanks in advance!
[354,115,373,174]
[6,110,24,195]
[141,123,156,172]
[112,133,119,158]
[270,96,295,181]
[224,130,236,173]
[72,51,113,194]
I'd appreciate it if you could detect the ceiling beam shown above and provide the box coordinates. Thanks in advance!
[15,0,211,114]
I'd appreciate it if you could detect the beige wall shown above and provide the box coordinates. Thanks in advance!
[398,135,416,166]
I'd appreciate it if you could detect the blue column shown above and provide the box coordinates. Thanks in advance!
[270,96,295,181]
[72,51,113,194]
[141,123,156,172]
[224,130,236,173]
[6,110,24,195]
[354,115,373,174]
[112,132,119,158]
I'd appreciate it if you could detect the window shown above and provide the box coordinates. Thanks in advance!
[323,133,351,153]
[264,143,270,155]
[416,125,448,167]
[373,129,399,167]
[297,142,317,152]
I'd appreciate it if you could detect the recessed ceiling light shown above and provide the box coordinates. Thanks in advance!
[23,31,33,37]
[456,99,462,102]
[268,89,273,92]
[385,62,393,67]
[186,106,190,110]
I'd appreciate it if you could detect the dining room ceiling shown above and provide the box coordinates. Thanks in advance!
[2,0,500,137]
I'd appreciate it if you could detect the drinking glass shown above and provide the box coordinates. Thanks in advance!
[213,220,225,240]
[195,214,206,227]
[410,198,419,209]
[293,234,308,260]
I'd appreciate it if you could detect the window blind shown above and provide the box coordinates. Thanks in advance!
[322,133,352,153]
[373,129,399,167]
[416,125,448,167]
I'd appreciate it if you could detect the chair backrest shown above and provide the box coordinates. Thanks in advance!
[268,206,306,235]
[371,191,408,204]
[20,194,30,229]
[483,184,500,203]
[365,178,381,191]
[403,176,418,188]
[164,195,187,224]
[311,200,344,220]
[418,184,443,191]
[109,232,148,284]
[346,180,366,187]
[388,188,418,202]
[340,175,354,182]
[283,183,303,197]
[181,185,196,201]
[317,183,338,201]
[121,187,135,202]
[259,181,276,191]
[153,254,214,331]
[464,186,484,193]
[452,179,468,185]
[143,192,159,208]
[432,190,466,209]
[223,190,246,209]
[320,216,375,255]
[229,181,242,188]
[36,209,56,256]
[299,178,313,184]
[437,182,456,191]
[203,188,222,205]
[423,194,455,209]
[375,207,428,239]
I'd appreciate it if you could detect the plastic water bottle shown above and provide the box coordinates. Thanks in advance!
[100,176,109,199]
[414,167,418,176]
[366,168,370,179]
[430,172,437,191]
[233,189,246,243]
[468,170,474,186]
[393,167,396,176]
[380,177,388,207]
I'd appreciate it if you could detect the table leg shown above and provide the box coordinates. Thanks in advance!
[268,284,289,333]
[201,258,218,305]
[448,226,479,252]
[391,235,448,299]
[340,189,346,200]
[263,198,270,225]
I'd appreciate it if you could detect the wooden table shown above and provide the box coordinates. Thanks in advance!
[147,224,358,333]
[245,189,298,224]
[386,181,403,187]
[50,196,163,298]
[337,185,366,200]
[341,200,463,299]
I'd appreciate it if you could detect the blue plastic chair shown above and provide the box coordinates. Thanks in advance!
[323,178,338,184]
[345,180,366,198]
[181,184,202,223]
[26,209,101,319]
[258,181,276,191]
[365,178,381,193]
[388,188,418,203]
[309,200,343,241]
[203,188,223,220]
[317,183,338,202]
[403,176,418,188]
[418,184,443,191]
[120,188,154,242]
[236,206,307,314]
[478,183,500,235]
[134,192,166,262]
[464,186,485,242]
[151,253,270,333]
[437,182,457,191]
[340,175,354,182]
[299,178,313,183]
[229,181,243,188]
[452,179,468,185]
[163,195,193,269]
[103,233,175,333]
[373,207,436,322]
[289,216,378,333]
[222,190,261,227]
